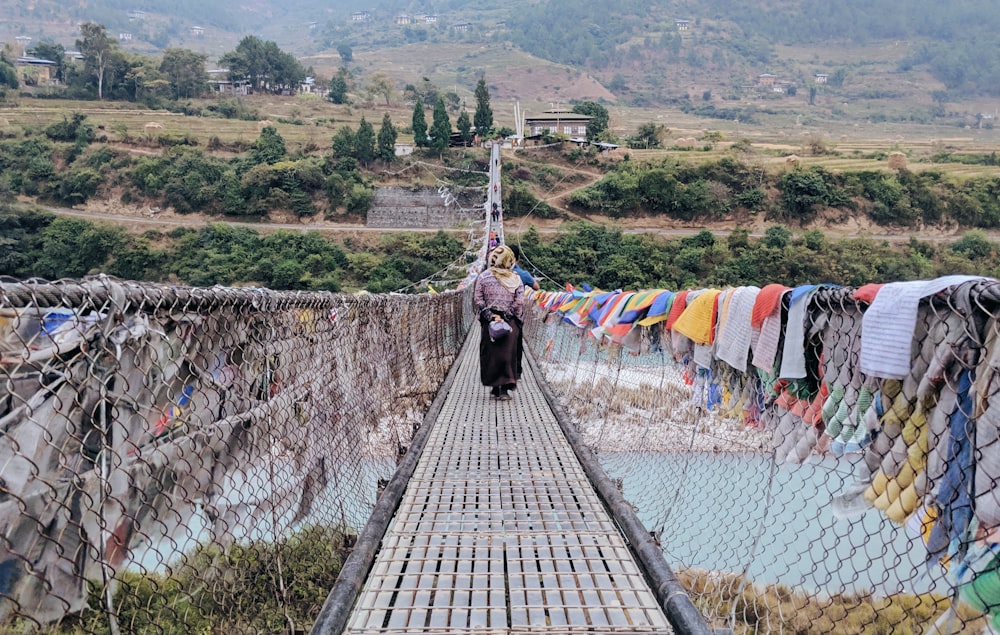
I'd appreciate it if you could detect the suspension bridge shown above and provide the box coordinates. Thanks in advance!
[3,143,1000,634]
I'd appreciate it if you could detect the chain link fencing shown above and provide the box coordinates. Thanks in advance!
[523,279,1000,635]
[0,275,473,634]
[10,269,1000,635]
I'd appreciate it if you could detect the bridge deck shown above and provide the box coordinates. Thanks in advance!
[346,328,671,634]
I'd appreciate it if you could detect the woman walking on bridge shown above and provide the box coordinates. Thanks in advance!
[475,245,525,401]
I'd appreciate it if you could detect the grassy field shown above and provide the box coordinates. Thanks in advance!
[2,94,999,183]
[0,95,420,150]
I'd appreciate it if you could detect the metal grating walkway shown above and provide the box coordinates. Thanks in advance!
[345,328,672,634]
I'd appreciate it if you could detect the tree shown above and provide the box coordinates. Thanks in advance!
[779,168,833,221]
[270,46,306,93]
[632,122,663,149]
[403,77,440,106]
[411,98,428,147]
[430,97,451,154]
[121,56,170,102]
[77,22,115,99]
[473,77,493,134]
[763,225,791,249]
[327,68,349,104]
[572,101,610,139]
[34,218,126,279]
[931,90,949,116]
[336,44,353,64]
[952,230,995,260]
[0,59,18,91]
[332,126,355,157]
[377,113,397,162]
[220,35,267,91]
[28,42,66,82]
[251,126,287,165]
[355,116,375,165]
[159,48,208,99]
[220,36,305,94]
[456,110,473,146]
[367,72,394,106]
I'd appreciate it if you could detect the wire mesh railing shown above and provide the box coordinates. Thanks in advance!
[522,277,1000,635]
[0,275,474,634]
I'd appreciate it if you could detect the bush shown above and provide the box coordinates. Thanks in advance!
[735,187,766,210]
[58,525,351,634]
[84,146,122,170]
[204,98,260,121]
[504,184,558,218]
[44,113,95,143]
[54,167,102,205]
[777,167,849,223]
[156,133,198,147]
[345,184,374,217]
[951,230,996,260]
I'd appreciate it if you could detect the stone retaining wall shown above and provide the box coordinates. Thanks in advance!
[367,186,483,228]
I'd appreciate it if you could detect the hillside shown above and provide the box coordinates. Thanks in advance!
[2,0,999,127]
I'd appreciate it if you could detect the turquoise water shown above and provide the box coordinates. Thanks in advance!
[600,452,949,598]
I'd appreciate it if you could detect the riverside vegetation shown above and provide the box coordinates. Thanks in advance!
[3,108,1000,291]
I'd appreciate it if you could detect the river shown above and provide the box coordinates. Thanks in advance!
[600,451,950,598]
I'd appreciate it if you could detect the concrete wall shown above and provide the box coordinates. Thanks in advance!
[367,186,483,229]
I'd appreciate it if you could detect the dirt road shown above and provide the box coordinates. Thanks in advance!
[36,202,972,244]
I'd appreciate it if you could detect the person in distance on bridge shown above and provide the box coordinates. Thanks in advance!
[474,245,525,401]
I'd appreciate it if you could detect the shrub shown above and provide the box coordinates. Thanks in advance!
[57,525,351,634]
[735,187,766,210]
[951,230,996,260]
[54,167,102,205]
[504,184,558,218]
[44,112,95,143]
[345,184,374,216]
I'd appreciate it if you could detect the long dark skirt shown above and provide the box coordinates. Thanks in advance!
[479,318,522,388]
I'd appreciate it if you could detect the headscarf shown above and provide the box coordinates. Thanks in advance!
[487,245,523,292]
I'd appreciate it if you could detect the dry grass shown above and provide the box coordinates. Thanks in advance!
[308,41,614,120]
[0,95,421,150]
[2,94,999,182]
[679,569,987,635]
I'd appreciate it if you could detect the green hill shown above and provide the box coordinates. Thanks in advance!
[1,0,998,124]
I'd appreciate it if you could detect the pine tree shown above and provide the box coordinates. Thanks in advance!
[473,77,493,135]
[355,116,375,165]
[456,110,472,146]
[377,113,397,162]
[327,68,349,104]
[411,98,428,148]
[331,126,355,157]
[430,97,451,155]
